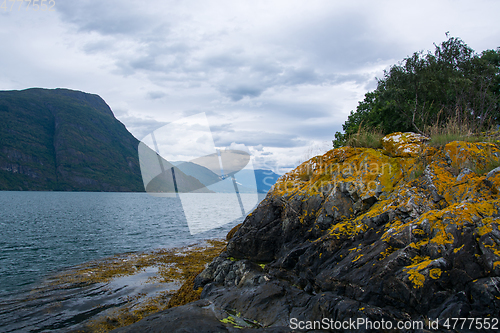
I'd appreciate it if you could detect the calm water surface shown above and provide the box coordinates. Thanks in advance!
[0,191,253,299]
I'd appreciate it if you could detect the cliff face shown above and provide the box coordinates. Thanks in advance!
[115,132,500,332]
[0,88,144,191]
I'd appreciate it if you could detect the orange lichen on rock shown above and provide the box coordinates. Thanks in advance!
[404,256,433,288]
[429,268,442,279]
[444,141,500,174]
[381,132,429,157]
[267,133,500,293]
[271,146,402,202]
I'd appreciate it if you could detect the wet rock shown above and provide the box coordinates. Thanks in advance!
[110,299,293,332]
[467,277,500,316]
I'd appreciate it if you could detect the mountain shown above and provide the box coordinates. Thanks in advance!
[115,132,500,331]
[248,169,281,193]
[139,150,212,194]
[0,88,204,192]
[172,162,281,193]
[172,161,221,187]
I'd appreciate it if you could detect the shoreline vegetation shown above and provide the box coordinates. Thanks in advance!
[341,116,500,151]
[26,239,228,332]
[82,239,226,332]
[333,36,500,149]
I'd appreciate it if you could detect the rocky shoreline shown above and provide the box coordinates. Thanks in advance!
[0,240,226,333]
[113,133,500,332]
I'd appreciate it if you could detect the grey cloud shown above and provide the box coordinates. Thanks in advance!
[202,53,245,69]
[82,40,114,54]
[252,155,279,171]
[213,131,307,148]
[129,57,158,72]
[213,64,328,101]
[55,1,155,36]
[56,2,379,102]
[364,77,379,91]
[280,67,321,86]
[117,42,198,80]
[147,91,167,99]
[124,45,188,72]
[255,100,331,120]
[209,123,235,133]
[211,61,281,101]
[332,73,375,86]
[286,10,402,72]
[181,109,214,119]
[289,122,344,141]
[221,85,265,101]
[253,144,264,151]
[118,114,167,140]
[115,35,335,101]
[219,69,365,101]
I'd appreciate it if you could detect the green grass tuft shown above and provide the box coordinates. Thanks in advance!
[425,114,498,148]
[346,126,383,149]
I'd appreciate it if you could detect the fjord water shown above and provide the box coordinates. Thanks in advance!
[0,191,252,331]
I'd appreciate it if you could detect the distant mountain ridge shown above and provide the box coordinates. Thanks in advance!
[172,161,281,193]
[0,88,201,192]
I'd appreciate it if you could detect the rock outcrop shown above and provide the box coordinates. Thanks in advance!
[114,133,500,332]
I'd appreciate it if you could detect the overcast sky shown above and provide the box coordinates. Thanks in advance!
[1,0,499,173]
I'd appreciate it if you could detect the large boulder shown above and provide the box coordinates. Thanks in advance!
[116,135,500,332]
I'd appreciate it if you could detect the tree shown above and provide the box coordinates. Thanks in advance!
[333,36,500,147]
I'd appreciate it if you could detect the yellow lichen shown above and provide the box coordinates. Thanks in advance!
[378,246,396,261]
[484,244,500,258]
[444,141,500,176]
[220,316,243,328]
[381,132,429,157]
[478,218,496,236]
[405,200,500,250]
[429,268,442,279]
[413,229,425,236]
[271,146,402,201]
[406,269,425,288]
[404,256,433,288]
[353,254,363,262]
[271,134,500,292]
